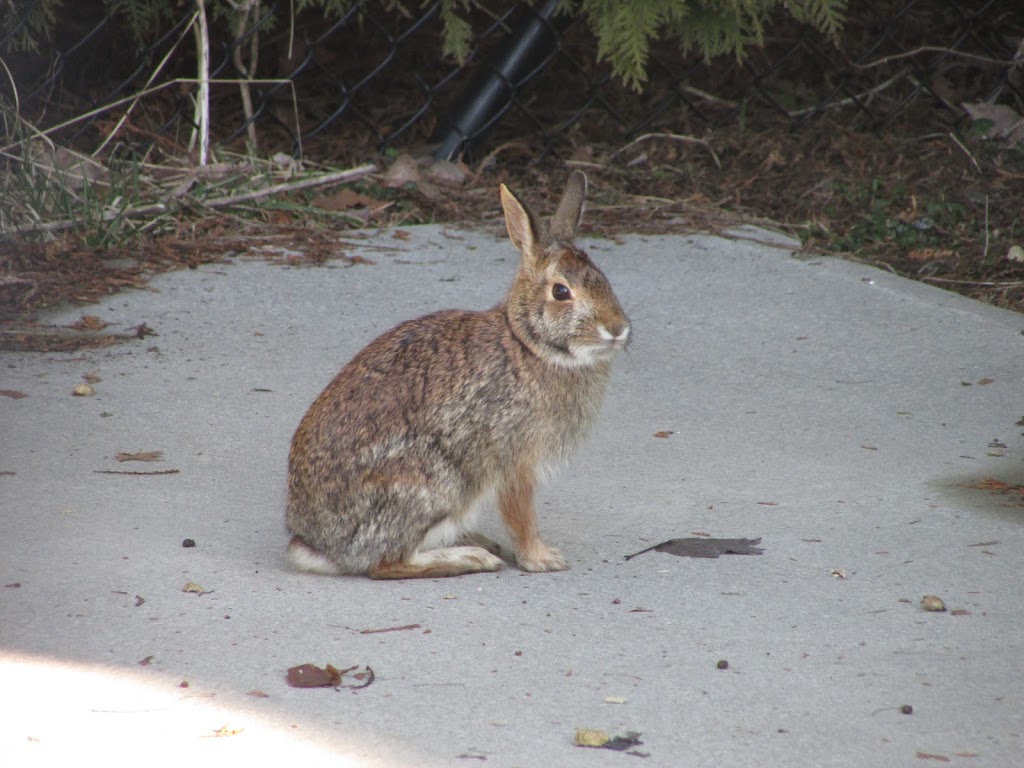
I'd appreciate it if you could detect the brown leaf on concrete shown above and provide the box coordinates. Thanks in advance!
[116,451,163,462]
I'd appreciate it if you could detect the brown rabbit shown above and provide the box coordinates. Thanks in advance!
[286,171,629,579]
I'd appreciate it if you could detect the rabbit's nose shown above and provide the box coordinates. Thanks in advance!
[600,320,630,343]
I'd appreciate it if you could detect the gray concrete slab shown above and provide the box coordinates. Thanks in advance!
[1,222,1022,767]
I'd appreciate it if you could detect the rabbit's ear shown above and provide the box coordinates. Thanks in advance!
[549,171,587,242]
[500,183,545,260]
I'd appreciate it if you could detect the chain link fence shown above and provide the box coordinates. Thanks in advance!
[2,0,1021,166]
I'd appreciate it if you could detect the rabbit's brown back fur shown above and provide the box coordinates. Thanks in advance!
[286,172,629,578]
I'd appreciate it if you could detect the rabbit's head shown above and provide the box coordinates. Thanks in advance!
[501,171,630,369]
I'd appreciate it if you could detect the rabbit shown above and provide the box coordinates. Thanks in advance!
[286,171,630,579]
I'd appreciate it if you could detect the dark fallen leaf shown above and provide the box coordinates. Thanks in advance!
[629,607,653,613]
[247,689,269,698]
[134,595,145,607]
[5,582,21,588]
[138,655,154,666]
[916,753,951,763]
[625,537,763,560]
[0,389,27,399]
[603,731,644,752]
[116,451,162,462]
[132,323,157,338]
[287,663,340,688]
[967,540,999,547]
[182,538,196,548]
[653,430,673,438]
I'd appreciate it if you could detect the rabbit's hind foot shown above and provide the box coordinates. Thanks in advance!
[368,546,503,580]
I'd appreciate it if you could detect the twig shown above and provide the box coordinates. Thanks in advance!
[788,72,906,118]
[982,195,990,262]
[853,45,1009,71]
[0,77,296,157]
[611,132,721,169]
[358,624,421,634]
[94,469,181,476]
[192,0,211,165]
[0,164,377,235]
[0,55,19,116]
[946,131,981,173]
[920,277,1024,287]
[226,0,261,156]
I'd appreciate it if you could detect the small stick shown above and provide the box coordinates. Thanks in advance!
[946,131,981,173]
[358,623,421,635]
[982,194,990,263]
[611,132,721,169]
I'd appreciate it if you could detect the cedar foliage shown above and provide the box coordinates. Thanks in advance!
[2,0,847,90]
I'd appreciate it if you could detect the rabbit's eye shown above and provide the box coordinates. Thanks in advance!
[552,283,572,301]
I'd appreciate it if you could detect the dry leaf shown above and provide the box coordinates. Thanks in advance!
[921,595,946,612]
[116,451,163,462]
[962,102,1024,144]
[182,582,210,595]
[138,655,154,666]
[0,390,27,399]
[71,315,109,331]
[915,753,951,763]
[425,158,469,187]
[830,569,847,579]
[653,430,673,438]
[625,537,763,560]
[210,725,244,738]
[574,729,610,747]
[286,663,375,689]
[72,383,95,396]
[575,729,644,752]
[247,689,269,698]
[383,154,422,188]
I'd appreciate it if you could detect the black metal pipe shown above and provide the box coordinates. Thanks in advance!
[431,0,566,160]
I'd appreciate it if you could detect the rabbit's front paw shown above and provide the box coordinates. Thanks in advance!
[516,543,569,573]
